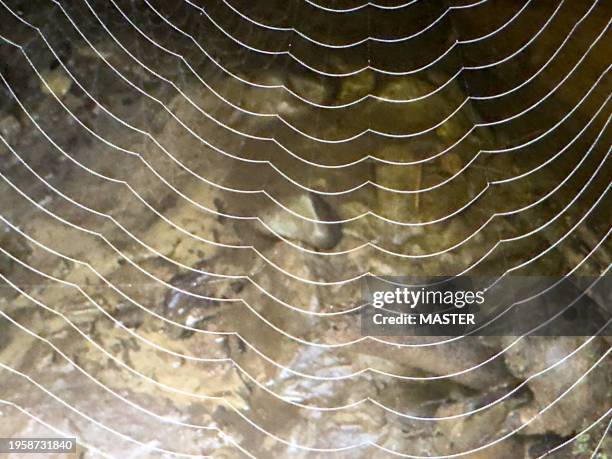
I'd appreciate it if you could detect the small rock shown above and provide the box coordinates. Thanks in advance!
[375,162,422,221]
[0,224,31,275]
[162,271,231,339]
[439,152,464,176]
[40,69,72,98]
[112,303,144,330]
[287,73,331,105]
[261,193,342,250]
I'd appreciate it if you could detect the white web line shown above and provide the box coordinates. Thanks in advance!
[301,0,486,13]
[220,0,487,47]
[0,310,253,457]
[301,0,421,13]
[181,0,528,76]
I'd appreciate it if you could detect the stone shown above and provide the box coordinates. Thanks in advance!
[502,336,610,436]
[40,69,72,98]
[434,399,522,458]
[260,193,342,250]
